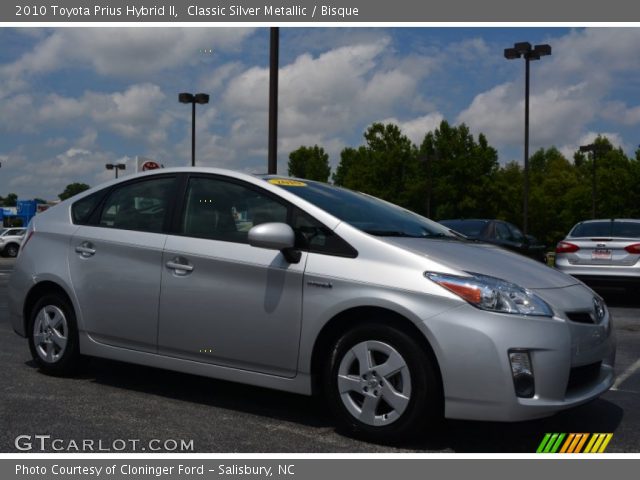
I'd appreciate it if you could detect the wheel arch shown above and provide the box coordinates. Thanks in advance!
[309,306,443,400]
[23,281,75,334]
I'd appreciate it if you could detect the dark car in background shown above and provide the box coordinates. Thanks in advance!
[439,219,547,262]
[555,218,640,292]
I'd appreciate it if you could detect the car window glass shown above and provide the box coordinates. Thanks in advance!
[182,177,287,243]
[270,179,455,239]
[570,222,611,237]
[72,191,105,225]
[98,177,174,233]
[507,223,525,243]
[439,220,487,237]
[612,222,640,238]
[292,208,357,257]
[495,223,513,241]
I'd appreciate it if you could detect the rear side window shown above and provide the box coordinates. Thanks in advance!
[72,191,105,225]
[98,177,175,233]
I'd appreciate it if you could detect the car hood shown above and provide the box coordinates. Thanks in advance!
[382,237,579,289]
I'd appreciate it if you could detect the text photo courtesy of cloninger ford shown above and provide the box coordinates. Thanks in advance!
[1,25,640,453]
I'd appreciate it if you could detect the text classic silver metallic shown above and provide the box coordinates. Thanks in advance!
[9,168,615,441]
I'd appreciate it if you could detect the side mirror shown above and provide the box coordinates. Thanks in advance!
[248,222,300,263]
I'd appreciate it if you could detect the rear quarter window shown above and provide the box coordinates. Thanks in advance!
[72,191,105,225]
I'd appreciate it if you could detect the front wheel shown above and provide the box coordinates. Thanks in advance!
[323,323,442,442]
[27,294,80,376]
[4,243,19,257]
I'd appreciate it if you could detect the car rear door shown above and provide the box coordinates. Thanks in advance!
[68,175,177,353]
[157,174,306,377]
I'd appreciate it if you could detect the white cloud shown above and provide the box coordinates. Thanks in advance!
[2,28,254,80]
[0,83,175,147]
[601,101,640,126]
[380,113,444,145]
[220,38,432,166]
[457,28,640,160]
[558,131,626,160]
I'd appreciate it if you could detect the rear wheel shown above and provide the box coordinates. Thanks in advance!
[27,294,80,376]
[323,323,441,442]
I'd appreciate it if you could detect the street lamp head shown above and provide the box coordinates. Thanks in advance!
[194,93,210,105]
[116,164,126,170]
[514,42,532,54]
[579,144,594,153]
[534,44,552,57]
[178,92,194,104]
[105,163,114,170]
[580,143,612,153]
[504,47,521,60]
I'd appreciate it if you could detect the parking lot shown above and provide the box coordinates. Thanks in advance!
[1,256,639,453]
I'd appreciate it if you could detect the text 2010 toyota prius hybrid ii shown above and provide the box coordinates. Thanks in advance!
[9,168,615,441]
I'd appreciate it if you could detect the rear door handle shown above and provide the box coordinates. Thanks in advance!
[166,258,194,275]
[75,242,96,258]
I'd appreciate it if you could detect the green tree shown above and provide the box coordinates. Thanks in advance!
[59,183,90,201]
[2,193,18,207]
[527,147,580,246]
[287,145,331,182]
[333,123,421,210]
[419,120,499,220]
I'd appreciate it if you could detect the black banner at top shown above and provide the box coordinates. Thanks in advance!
[4,0,640,22]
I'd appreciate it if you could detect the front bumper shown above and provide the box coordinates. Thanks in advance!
[419,283,615,422]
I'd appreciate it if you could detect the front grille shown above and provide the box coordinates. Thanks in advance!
[567,362,602,394]
[566,311,595,324]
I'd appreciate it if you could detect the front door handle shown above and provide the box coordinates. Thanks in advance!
[75,242,96,258]
[166,257,194,275]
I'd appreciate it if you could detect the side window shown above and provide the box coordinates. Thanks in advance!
[495,222,513,241]
[98,177,174,233]
[72,191,105,225]
[292,209,357,258]
[182,177,288,243]
[507,223,525,243]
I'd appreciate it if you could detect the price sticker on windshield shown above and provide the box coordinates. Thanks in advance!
[268,179,307,187]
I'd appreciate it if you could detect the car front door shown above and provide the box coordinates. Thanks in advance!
[157,175,306,377]
[68,175,176,352]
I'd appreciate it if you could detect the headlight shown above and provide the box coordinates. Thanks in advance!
[425,271,553,317]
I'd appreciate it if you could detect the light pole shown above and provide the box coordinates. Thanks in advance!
[105,163,126,179]
[504,42,551,235]
[268,27,279,175]
[179,92,210,167]
[579,142,612,219]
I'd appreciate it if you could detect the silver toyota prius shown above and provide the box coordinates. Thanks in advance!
[9,168,615,441]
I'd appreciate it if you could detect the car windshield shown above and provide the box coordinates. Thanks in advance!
[570,220,640,238]
[439,220,487,237]
[266,178,458,239]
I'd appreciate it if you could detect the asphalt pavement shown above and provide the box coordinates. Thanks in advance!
[1,257,638,453]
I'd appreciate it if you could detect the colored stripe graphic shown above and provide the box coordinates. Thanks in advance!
[537,433,613,453]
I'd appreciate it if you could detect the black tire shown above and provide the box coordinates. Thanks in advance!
[27,293,80,376]
[323,323,442,443]
[5,243,19,257]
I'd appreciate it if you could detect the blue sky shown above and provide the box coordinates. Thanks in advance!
[1,27,639,200]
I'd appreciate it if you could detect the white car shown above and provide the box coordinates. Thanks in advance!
[0,227,26,257]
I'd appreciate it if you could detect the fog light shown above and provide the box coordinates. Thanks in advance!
[509,350,535,398]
